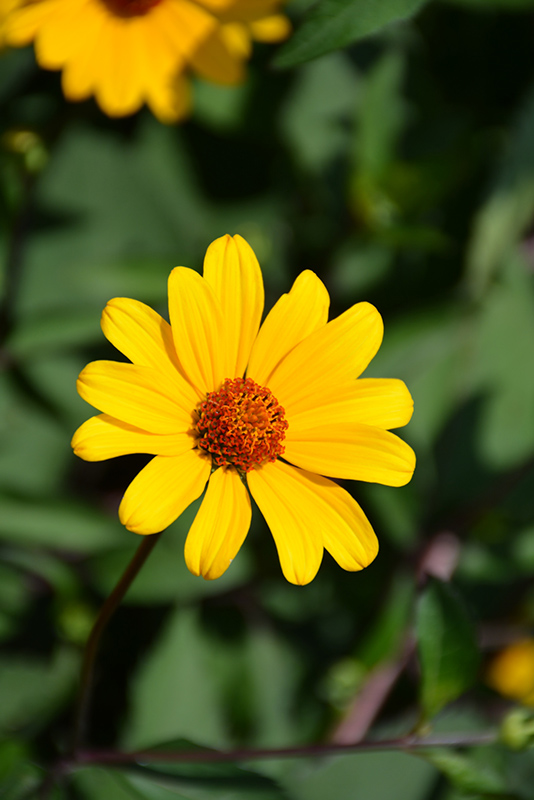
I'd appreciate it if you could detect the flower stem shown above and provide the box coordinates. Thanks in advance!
[71,532,163,756]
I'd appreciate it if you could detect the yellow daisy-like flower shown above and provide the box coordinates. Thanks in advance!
[72,235,416,585]
[3,0,289,123]
[487,640,534,706]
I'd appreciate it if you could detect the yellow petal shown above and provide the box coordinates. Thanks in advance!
[138,0,185,76]
[220,21,251,59]
[101,297,200,404]
[185,466,251,580]
[158,0,216,59]
[119,450,211,534]
[72,413,195,461]
[267,302,384,417]
[146,70,191,124]
[32,0,89,68]
[188,28,244,84]
[320,485,378,572]
[93,16,145,117]
[289,378,414,433]
[247,460,324,585]
[250,461,378,572]
[167,267,227,395]
[60,3,107,100]
[203,234,264,379]
[247,270,330,387]
[249,14,291,43]
[284,423,416,487]
[4,0,59,47]
[77,361,193,433]
[196,0,282,23]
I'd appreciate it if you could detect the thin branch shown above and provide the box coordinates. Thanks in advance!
[71,532,163,755]
[75,731,498,766]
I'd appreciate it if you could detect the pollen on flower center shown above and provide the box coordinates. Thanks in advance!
[195,377,288,473]
[103,0,161,17]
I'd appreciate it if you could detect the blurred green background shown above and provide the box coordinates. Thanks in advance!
[3,0,534,797]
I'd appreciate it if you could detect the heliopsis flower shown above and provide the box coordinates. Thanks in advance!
[72,235,415,585]
[3,0,289,122]
[487,640,534,706]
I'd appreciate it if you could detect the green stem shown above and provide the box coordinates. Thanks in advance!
[71,532,163,756]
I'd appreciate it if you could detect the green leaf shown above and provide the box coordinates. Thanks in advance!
[469,250,534,468]
[349,48,409,230]
[73,767,169,800]
[136,742,287,798]
[0,374,71,496]
[357,572,415,667]
[280,53,359,172]
[0,495,125,553]
[274,0,430,69]
[0,647,78,733]
[416,579,480,720]
[0,739,44,800]
[286,751,437,800]
[355,49,407,183]
[422,748,506,795]
[466,84,534,297]
[446,0,534,8]
[73,764,286,800]
[193,80,249,131]
[7,309,103,357]
[244,625,301,747]
[123,608,226,750]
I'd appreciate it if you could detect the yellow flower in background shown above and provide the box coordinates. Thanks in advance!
[487,640,534,706]
[0,0,18,48]
[72,235,415,585]
[3,0,289,123]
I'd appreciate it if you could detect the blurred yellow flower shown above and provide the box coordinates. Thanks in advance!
[487,640,534,706]
[72,235,415,585]
[3,0,289,122]
[0,0,18,48]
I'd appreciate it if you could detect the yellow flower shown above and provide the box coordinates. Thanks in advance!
[3,0,289,123]
[487,640,534,706]
[72,235,415,585]
[0,0,18,48]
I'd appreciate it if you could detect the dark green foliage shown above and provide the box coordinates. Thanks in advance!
[2,0,534,797]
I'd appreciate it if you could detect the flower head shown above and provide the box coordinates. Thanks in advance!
[72,235,416,585]
[3,0,289,122]
[487,640,534,706]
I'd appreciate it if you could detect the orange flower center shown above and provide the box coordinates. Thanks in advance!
[196,377,288,473]
[103,0,161,17]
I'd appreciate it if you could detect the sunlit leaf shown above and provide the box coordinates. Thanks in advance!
[123,608,226,750]
[274,0,430,68]
[422,748,506,795]
[416,579,480,719]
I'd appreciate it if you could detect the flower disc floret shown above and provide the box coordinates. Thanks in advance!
[196,377,288,473]
[104,0,161,16]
